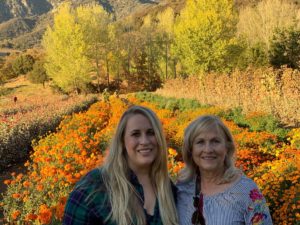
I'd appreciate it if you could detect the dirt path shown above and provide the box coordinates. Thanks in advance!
[0,162,27,223]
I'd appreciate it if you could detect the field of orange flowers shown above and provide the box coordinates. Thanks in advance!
[1,94,299,224]
[0,93,97,171]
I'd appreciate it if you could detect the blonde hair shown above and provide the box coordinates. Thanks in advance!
[179,115,240,184]
[102,105,178,225]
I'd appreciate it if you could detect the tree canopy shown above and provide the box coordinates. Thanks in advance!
[174,0,239,74]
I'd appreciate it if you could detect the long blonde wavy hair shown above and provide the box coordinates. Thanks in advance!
[179,115,240,184]
[102,105,178,225]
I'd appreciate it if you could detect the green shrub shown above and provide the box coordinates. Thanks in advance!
[28,61,49,86]
[269,27,300,69]
[224,107,249,128]
[135,92,205,112]
[12,54,35,75]
[0,62,17,80]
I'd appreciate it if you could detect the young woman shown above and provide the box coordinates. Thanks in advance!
[63,105,178,225]
[177,115,273,225]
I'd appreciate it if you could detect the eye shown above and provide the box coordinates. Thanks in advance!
[131,132,140,137]
[196,139,204,144]
[147,129,155,136]
[212,138,221,143]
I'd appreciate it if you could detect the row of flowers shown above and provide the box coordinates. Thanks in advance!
[1,94,299,224]
[0,94,98,171]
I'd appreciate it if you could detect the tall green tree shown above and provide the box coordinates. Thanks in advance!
[76,4,112,90]
[42,3,91,94]
[174,0,239,74]
[156,7,176,79]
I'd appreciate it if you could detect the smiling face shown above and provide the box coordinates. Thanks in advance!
[191,125,227,174]
[124,113,158,172]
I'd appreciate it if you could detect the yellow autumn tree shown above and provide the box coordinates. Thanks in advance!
[43,2,92,93]
[174,0,240,74]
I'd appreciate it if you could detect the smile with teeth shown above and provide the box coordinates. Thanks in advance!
[137,148,152,153]
[201,156,217,160]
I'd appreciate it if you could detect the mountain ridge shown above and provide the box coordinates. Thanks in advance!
[0,0,160,49]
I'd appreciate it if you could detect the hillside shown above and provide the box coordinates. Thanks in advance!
[0,0,161,49]
[1,0,300,50]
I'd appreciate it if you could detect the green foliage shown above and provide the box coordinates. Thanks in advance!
[76,4,112,89]
[173,0,240,74]
[269,28,300,69]
[237,0,299,67]
[134,92,207,111]
[155,7,176,79]
[224,107,289,139]
[28,61,49,85]
[0,61,17,80]
[42,3,92,94]
[235,41,269,68]
[11,54,35,75]
[224,107,249,128]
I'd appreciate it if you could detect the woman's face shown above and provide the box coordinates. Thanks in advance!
[124,114,158,172]
[191,126,227,174]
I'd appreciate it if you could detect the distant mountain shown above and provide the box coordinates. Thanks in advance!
[0,0,160,49]
[1,0,298,50]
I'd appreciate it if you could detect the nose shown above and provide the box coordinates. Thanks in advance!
[203,142,213,152]
[140,134,151,145]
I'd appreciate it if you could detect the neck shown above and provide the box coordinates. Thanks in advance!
[129,165,151,182]
[199,168,224,185]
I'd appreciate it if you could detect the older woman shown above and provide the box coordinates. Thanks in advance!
[63,105,178,225]
[177,115,272,225]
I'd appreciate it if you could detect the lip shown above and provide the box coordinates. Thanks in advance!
[137,148,152,153]
[201,156,217,160]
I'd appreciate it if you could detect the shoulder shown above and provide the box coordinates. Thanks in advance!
[63,168,110,224]
[176,178,194,195]
[69,168,107,205]
[234,175,261,194]
[230,175,269,208]
[75,168,104,188]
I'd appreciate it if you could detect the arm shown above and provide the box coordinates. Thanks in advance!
[63,188,101,225]
[245,188,273,225]
[63,169,106,225]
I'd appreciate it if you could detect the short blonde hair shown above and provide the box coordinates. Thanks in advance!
[179,115,239,183]
[103,105,178,225]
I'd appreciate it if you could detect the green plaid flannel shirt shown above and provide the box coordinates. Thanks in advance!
[63,168,176,225]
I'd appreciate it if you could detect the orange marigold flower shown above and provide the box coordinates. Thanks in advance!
[36,184,44,191]
[11,210,21,220]
[3,179,11,185]
[38,204,53,224]
[74,173,81,179]
[64,163,72,171]
[25,213,38,221]
[23,181,31,188]
[55,202,65,220]
[16,173,23,181]
[12,193,21,199]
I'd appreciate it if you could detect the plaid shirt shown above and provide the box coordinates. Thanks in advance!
[63,168,175,225]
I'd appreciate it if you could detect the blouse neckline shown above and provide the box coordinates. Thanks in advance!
[200,173,244,198]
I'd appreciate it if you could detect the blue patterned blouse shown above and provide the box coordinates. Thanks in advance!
[176,174,273,225]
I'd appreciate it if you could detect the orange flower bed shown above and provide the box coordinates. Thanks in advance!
[2,94,299,224]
